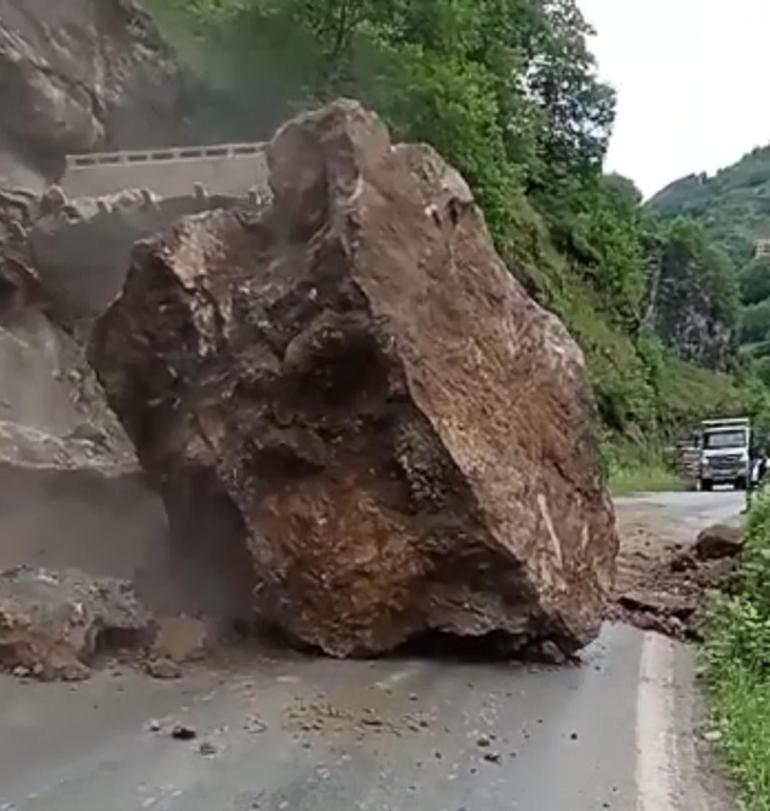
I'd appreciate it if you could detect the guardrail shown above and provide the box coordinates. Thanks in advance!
[65,143,265,170]
[62,142,270,200]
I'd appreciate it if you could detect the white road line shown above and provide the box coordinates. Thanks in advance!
[636,631,712,811]
[636,632,679,811]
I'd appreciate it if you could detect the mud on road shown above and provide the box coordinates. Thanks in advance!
[610,490,745,638]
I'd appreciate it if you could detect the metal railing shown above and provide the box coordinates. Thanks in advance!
[65,143,266,170]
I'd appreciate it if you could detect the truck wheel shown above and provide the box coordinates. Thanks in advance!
[736,476,748,491]
[700,479,714,492]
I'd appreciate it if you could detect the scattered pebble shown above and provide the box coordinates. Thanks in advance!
[148,719,161,732]
[199,741,217,756]
[171,725,197,741]
[477,735,492,748]
[145,658,182,680]
[483,752,502,764]
[570,731,579,741]
[12,666,30,679]
[703,729,723,743]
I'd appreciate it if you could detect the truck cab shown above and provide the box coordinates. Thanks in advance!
[698,418,751,491]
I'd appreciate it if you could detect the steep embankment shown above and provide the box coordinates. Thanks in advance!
[0,0,191,605]
[650,146,770,388]
[0,0,190,442]
[0,0,187,190]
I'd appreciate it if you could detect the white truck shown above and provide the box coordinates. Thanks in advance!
[698,417,751,492]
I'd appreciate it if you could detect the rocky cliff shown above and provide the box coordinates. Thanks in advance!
[651,249,733,370]
[646,219,737,370]
[0,0,193,615]
[0,0,187,191]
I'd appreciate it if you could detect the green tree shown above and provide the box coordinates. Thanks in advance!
[572,175,650,326]
[741,300,770,344]
[664,218,739,327]
[739,257,770,306]
[604,173,643,208]
[754,355,770,388]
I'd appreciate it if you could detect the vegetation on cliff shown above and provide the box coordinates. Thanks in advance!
[704,489,770,810]
[143,0,764,458]
[650,146,770,387]
[650,145,770,267]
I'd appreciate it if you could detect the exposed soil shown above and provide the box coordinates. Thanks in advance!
[608,493,744,639]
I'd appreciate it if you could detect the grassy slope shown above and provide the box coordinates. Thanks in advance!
[703,491,770,811]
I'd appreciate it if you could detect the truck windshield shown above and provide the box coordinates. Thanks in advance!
[704,430,747,449]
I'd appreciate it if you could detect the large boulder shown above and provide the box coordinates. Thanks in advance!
[90,100,618,657]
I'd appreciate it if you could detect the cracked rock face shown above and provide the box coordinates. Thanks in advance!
[0,0,186,188]
[90,100,618,657]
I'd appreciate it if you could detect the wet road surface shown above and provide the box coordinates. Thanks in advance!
[0,492,741,811]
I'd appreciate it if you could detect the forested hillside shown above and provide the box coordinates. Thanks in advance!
[650,146,770,266]
[650,146,770,388]
[142,0,769,459]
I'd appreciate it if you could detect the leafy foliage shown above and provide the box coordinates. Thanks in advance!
[704,491,770,810]
[741,299,770,344]
[740,257,770,306]
[649,145,770,269]
[662,218,739,327]
[755,356,770,388]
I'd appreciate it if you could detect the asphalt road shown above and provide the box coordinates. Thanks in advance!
[0,491,741,811]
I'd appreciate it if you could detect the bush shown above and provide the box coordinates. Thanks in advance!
[755,356,770,388]
[741,300,770,344]
[740,257,770,306]
[703,490,770,810]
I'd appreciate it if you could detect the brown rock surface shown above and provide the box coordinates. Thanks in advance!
[152,615,208,663]
[0,564,152,680]
[90,100,617,657]
[694,523,744,560]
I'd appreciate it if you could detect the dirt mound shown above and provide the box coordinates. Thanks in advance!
[90,99,617,658]
[609,518,743,639]
[0,565,152,680]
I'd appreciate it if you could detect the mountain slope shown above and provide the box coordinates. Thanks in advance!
[649,145,770,266]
